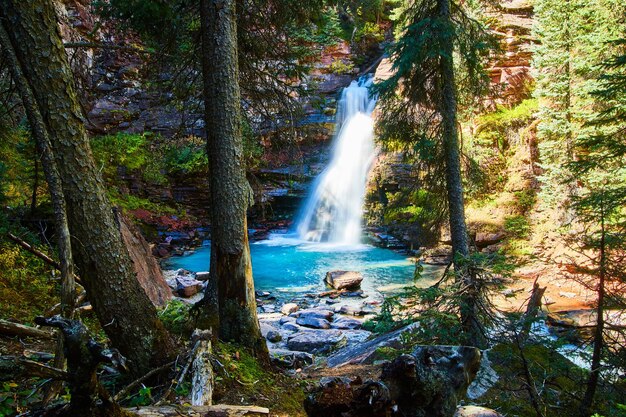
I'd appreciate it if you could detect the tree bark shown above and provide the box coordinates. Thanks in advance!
[198,0,267,360]
[0,0,175,376]
[437,0,482,348]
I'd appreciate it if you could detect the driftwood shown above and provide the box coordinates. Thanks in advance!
[0,319,54,339]
[35,316,127,416]
[190,330,214,406]
[129,405,269,416]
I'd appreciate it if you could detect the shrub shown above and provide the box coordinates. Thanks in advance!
[504,215,530,239]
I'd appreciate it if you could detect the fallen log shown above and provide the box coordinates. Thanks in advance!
[0,319,54,339]
[190,330,214,406]
[0,355,68,380]
[129,405,269,417]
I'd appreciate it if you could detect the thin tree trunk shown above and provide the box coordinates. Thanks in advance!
[0,1,175,376]
[437,0,482,348]
[198,0,267,360]
[581,199,606,416]
[30,154,39,214]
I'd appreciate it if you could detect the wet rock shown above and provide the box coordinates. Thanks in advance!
[287,330,347,354]
[282,322,301,332]
[279,316,296,325]
[266,330,282,343]
[256,291,271,298]
[262,304,277,313]
[195,271,210,281]
[327,323,419,368]
[270,349,314,369]
[455,406,503,417]
[331,317,362,330]
[325,271,363,291]
[281,303,299,315]
[297,316,331,330]
[175,276,203,298]
[337,305,364,316]
[293,309,334,321]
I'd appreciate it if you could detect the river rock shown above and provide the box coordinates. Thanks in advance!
[293,309,334,321]
[281,303,299,315]
[297,316,331,329]
[195,271,210,281]
[331,317,362,330]
[325,271,363,290]
[327,323,420,368]
[270,349,314,369]
[266,330,282,343]
[282,322,301,332]
[279,316,296,325]
[454,406,503,417]
[175,276,203,297]
[337,305,364,316]
[287,330,347,354]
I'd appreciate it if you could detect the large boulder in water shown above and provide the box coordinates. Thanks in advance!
[325,271,363,290]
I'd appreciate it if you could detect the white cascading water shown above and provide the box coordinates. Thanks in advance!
[296,76,377,245]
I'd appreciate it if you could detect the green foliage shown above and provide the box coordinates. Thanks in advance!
[474,99,538,152]
[159,300,193,336]
[382,189,443,244]
[128,386,153,407]
[532,0,626,211]
[91,133,168,185]
[107,189,177,215]
[504,215,530,239]
[327,59,355,75]
[365,252,512,347]
[0,123,40,207]
[513,189,537,214]
[0,380,46,417]
[213,343,306,415]
[163,143,208,175]
[0,241,57,322]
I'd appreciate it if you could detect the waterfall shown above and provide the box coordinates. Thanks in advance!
[295,76,377,245]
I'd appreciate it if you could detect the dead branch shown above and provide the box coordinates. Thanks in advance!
[0,319,54,339]
[5,233,82,284]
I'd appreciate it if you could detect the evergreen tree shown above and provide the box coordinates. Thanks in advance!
[198,0,268,360]
[532,0,626,222]
[568,41,626,417]
[376,0,495,347]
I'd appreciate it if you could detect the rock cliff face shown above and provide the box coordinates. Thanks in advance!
[487,0,534,107]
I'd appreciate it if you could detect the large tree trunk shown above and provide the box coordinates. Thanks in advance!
[0,0,175,376]
[199,0,267,359]
[0,19,76,404]
[437,0,483,348]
